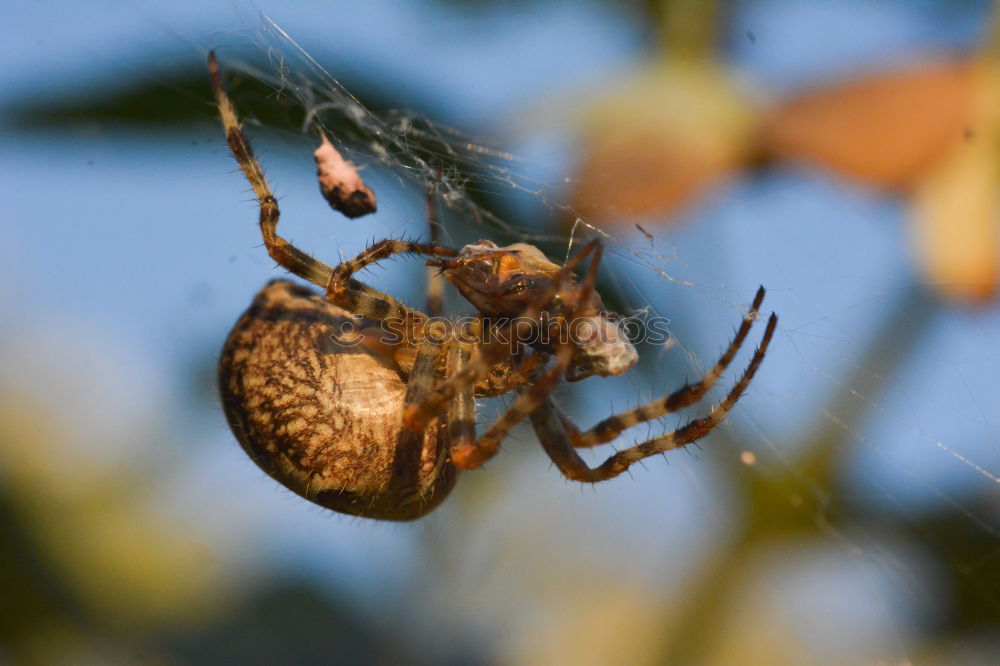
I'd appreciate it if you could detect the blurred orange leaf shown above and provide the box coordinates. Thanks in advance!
[763,60,976,189]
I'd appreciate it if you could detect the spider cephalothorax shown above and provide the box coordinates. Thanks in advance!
[210,52,777,521]
[435,240,639,381]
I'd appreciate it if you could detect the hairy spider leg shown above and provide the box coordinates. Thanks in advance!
[530,309,778,482]
[400,239,604,433]
[384,343,454,514]
[208,51,426,327]
[325,238,457,324]
[449,243,605,469]
[562,286,769,448]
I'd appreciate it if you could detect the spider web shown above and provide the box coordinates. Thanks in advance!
[218,14,697,274]
[205,8,1000,664]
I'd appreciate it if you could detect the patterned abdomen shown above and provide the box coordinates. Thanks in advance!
[218,280,457,520]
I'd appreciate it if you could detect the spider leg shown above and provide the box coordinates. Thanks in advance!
[561,286,769,449]
[449,244,605,469]
[530,312,777,482]
[401,342,446,427]
[444,343,476,453]
[425,183,445,316]
[209,53,437,329]
[401,239,603,433]
[381,342,456,511]
[324,239,457,327]
[326,239,457,300]
[209,52,333,288]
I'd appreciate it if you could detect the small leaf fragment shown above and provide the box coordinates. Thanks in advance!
[911,62,1000,304]
[763,60,976,189]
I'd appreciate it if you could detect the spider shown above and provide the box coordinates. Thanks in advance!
[209,53,777,521]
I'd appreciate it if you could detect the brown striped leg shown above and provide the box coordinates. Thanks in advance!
[327,239,457,290]
[384,342,452,508]
[531,311,777,482]
[324,239,456,324]
[560,287,770,448]
[209,52,335,288]
[402,343,443,414]
[444,343,476,454]
[209,52,435,330]
[331,277,426,327]
[449,244,604,470]
[401,239,603,434]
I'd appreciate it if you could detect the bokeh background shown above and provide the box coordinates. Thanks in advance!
[2,1,999,664]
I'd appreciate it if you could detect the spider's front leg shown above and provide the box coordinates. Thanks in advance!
[210,52,446,330]
[323,239,458,329]
[209,52,335,289]
[560,286,770,449]
[531,305,778,482]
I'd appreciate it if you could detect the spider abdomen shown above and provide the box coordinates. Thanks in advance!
[218,280,457,521]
